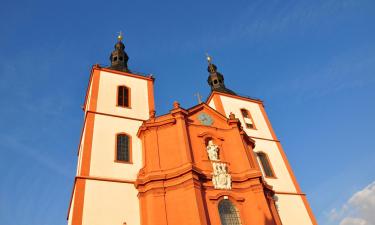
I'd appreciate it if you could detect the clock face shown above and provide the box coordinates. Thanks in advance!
[197,113,214,126]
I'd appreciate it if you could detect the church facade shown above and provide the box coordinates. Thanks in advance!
[67,36,317,225]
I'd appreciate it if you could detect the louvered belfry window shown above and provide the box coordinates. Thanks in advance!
[218,199,242,225]
[240,109,249,118]
[257,152,275,177]
[116,134,130,162]
[118,86,130,107]
[240,108,254,129]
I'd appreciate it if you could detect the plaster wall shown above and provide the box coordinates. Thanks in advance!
[208,95,296,191]
[82,180,140,225]
[275,194,313,225]
[219,95,273,139]
[208,100,215,109]
[253,139,296,192]
[208,94,313,225]
[89,113,143,180]
[96,71,150,120]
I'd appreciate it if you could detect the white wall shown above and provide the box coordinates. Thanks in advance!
[96,71,150,120]
[208,95,295,190]
[208,100,215,109]
[253,139,296,192]
[82,180,140,225]
[208,94,313,225]
[71,70,149,224]
[219,95,273,139]
[275,194,313,225]
[89,114,143,180]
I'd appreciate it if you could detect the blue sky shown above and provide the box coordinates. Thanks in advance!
[0,0,374,224]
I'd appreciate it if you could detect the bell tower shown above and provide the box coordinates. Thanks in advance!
[109,32,130,72]
[67,35,155,225]
[206,55,236,95]
[206,58,317,225]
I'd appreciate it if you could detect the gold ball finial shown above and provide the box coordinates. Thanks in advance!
[206,53,212,63]
[117,31,123,41]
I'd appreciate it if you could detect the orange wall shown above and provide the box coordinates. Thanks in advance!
[136,104,280,225]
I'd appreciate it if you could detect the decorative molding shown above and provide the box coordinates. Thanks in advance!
[274,191,306,196]
[76,175,135,184]
[208,192,245,202]
[87,110,146,122]
[99,67,154,81]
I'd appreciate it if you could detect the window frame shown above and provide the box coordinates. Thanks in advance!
[115,133,132,164]
[117,85,131,108]
[240,108,256,130]
[256,151,276,178]
[217,199,243,225]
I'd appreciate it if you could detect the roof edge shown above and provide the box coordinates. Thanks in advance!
[206,91,264,105]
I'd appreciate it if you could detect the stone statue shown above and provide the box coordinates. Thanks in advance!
[212,162,231,190]
[206,140,219,161]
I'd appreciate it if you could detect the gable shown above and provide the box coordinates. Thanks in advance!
[187,103,230,129]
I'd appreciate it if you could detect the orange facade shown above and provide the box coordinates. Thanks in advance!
[136,103,282,225]
[68,37,317,224]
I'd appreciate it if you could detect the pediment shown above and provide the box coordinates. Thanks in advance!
[187,103,230,129]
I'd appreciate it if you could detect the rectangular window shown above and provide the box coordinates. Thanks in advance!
[257,152,275,178]
[117,134,130,162]
[117,86,130,107]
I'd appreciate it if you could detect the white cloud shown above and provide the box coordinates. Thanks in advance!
[340,217,367,225]
[329,181,375,225]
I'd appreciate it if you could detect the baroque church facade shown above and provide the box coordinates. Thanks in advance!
[67,35,317,225]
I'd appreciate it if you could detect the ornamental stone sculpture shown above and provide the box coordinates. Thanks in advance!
[212,162,232,190]
[206,140,219,161]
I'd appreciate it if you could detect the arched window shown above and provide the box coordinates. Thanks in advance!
[116,134,131,163]
[240,108,255,129]
[218,199,242,225]
[117,86,130,107]
[257,152,275,178]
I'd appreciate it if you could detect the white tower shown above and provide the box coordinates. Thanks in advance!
[205,59,317,225]
[67,36,154,225]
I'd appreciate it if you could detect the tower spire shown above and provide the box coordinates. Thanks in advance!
[109,32,129,72]
[206,54,236,95]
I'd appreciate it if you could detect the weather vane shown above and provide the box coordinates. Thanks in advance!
[117,31,123,41]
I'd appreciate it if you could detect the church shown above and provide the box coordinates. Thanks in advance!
[67,34,317,225]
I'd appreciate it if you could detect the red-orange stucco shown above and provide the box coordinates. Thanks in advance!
[136,103,282,225]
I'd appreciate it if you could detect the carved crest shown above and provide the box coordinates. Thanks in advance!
[212,162,231,190]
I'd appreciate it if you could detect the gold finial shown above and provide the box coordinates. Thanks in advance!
[117,31,123,41]
[206,53,216,73]
[206,53,212,64]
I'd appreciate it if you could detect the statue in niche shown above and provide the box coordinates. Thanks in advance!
[206,140,219,161]
[212,162,231,190]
